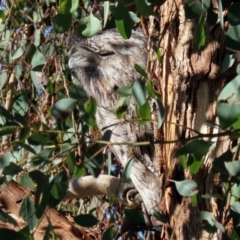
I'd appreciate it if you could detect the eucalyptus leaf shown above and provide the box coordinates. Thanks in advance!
[173,180,199,197]
[53,13,72,33]
[115,2,132,39]
[81,13,101,37]
[132,79,146,107]
[221,54,236,73]
[135,0,153,17]
[123,158,134,181]
[217,75,240,129]
[185,0,210,16]
[228,2,240,26]
[114,96,130,119]
[195,15,206,54]
[117,86,132,97]
[224,160,240,177]
[74,214,99,227]
[51,98,79,119]
[19,196,38,230]
[103,1,109,28]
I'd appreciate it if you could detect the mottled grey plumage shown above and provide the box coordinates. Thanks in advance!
[69,29,161,215]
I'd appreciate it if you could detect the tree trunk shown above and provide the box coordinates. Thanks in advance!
[145,1,234,239]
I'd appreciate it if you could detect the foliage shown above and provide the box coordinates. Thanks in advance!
[0,0,240,239]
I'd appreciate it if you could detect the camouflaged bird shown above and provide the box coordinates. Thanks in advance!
[69,29,161,216]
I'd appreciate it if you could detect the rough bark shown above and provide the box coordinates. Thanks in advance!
[0,181,88,240]
[0,177,142,240]
[144,1,235,239]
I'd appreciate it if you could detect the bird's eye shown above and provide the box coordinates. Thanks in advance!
[98,51,115,58]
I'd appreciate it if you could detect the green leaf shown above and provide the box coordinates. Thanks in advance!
[31,49,46,70]
[30,71,47,89]
[155,98,165,128]
[29,171,48,189]
[237,64,240,75]
[13,93,29,116]
[28,133,50,145]
[226,25,240,52]
[70,0,79,13]
[125,209,144,223]
[114,96,130,119]
[35,183,49,218]
[195,15,206,54]
[224,160,240,177]
[0,152,18,170]
[14,64,23,80]
[191,194,198,206]
[117,86,132,97]
[200,211,215,226]
[217,75,240,129]
[212,150,232,182]
[185,0,210,16]
[19,195,38,230]
[84,97,97,115]
[217,0,224,30]
[185,3,201,19]
[207,4,218,25]
[0,10,6,23]
[115,2,132,39]
[221,54,236,73]
[135,0,153,18]
[50,182,68,200]
[3,162,22,176]
[189,157,203,174]
[0,229,24,240]
[85,144,104,178]
[81,13,101,37]
[11,141,36,154]
[173,180,198,197]
[175,140,212,158]
[200,211,225,232]
[51,98,79,119]
[0,126,17,136]
[128,11,140,25]
[132,79,146,107]
[103,226,117,240]
[147,80,157,99]
[122,158,134,181]
[67,151,76,174]
[201,193,223,200]
[153,210,168,223]
[74,214,99,227]
[134,64,148,79]
[228,2,240,26]
[174,140,212,173]
[152,45,162,63]
[59,0,71,13]
[136,101,151,125]
[103,1,109,28]
[53,13,72,33]
[232,183,240,198]
[20,173,34,189]
[33,29,41,47]
[12,46,26,60]
[231,201,240,214]
[0,71,8,90]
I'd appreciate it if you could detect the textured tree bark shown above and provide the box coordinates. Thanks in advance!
[144,1,236,239]
[0,181,88,240]
[0,177,143,240]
